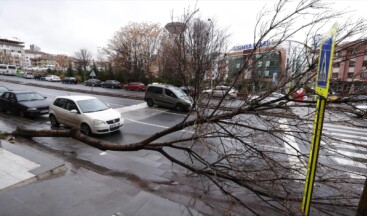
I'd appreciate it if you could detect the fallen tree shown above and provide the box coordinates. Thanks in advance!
[3,0,367,215]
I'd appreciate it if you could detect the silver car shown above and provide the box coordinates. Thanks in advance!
[202,85,238,99]
[49,95,124,135]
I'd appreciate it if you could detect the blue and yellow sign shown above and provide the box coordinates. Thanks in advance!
[315,25,337,98]
[302,24,337,216]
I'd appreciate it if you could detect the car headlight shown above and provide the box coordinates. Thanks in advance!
[184,100,192,105]
[94,120,105,126]
[27,107,37,111]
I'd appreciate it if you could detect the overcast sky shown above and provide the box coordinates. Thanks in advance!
[0,0,365,57]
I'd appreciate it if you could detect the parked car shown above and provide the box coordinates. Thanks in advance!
[43,75,61,82]
[101,80,121,88]
[22,71,34,79]
[0,84,10,94]
[49,95,124,135]
[34,74,46,80]
[62,77,78,84]
[0,90,49,117]
[250,92,293,106]
[85,79,102,87]
[144,83,192,112]
[354,104,367,118]
[202,85,238,99]
[124,82,145,91]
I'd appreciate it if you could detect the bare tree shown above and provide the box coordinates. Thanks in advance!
[74,48,93,80]
[104,22,164,82]
[4,0,367,215]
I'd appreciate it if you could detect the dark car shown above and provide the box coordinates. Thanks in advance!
[101,80,121,88]
[0,84,10,94]
[34,74,46,80]
[85,79,102,87]
[124,82,145,91]
[0,91,49,117]
[62,77,78,84]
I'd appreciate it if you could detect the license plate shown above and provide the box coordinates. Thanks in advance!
[110,123,119,129]
[40,110,49,113]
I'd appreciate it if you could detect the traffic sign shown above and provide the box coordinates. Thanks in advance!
[315,25,337,98]
[90,70,96,77]
[302,24,337,216]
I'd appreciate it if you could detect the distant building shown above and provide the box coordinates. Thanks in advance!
[0,37,25,67]
[332,39,367,81]
[222,40,287,91]
[30,44,41,52]
[330,39,367,93]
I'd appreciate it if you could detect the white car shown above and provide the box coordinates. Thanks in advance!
[49,95,124,135]
[354,104,367,118]
[43,75,61,82]
[251,92,294,106]
[202,86,238,99]
[23,72,34,79]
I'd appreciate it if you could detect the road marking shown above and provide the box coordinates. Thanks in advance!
[125,118,194,134]
[279,118,301,160]
[115,103,147,113]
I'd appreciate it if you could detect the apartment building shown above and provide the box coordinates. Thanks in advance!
[333,39,367,81]
[0,37,25,67]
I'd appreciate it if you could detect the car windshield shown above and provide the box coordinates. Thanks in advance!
[270,93,284,98]
[77,98,109,113]
[0,87,9,92]
[171,88,187,97]
[17,92,44,101]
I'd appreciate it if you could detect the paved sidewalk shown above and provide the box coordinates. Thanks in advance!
[0,139,67,192]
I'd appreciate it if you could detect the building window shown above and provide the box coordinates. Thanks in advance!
[347,72,354,79]
[334,62,340,67]
[332,73,338,79]
[361,72,367,79]
[363,61,367,67]
[349,61,356,67]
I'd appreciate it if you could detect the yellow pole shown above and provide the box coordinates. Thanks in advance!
[302,96,326,215]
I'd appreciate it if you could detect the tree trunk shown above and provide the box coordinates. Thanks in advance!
[356,177,367,216]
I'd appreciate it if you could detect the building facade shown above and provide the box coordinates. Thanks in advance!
[224,41,287,92]
[0,37,25,67]
[330,39,367,93]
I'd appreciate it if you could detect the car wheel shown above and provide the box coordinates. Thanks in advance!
[18,110,26,117]
[146,98,154,107]
[81,123,92,136]
[111,86,114,89]
[176,103,184,112]
[49,114,60,127]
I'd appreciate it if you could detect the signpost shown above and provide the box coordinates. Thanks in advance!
[90,70,96,91]
[301,24,337,216]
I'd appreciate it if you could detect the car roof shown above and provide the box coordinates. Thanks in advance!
[148,83,175,88]
[56,95,96,101]
[3,90,38,94]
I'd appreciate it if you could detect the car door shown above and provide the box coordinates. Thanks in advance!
[213,86,221,97]
[63,100,81,128]
[8,93,19,114]
[0,92,12,112]
[151,87,165,106]
[162,89,177,108]
[52,98,69,124]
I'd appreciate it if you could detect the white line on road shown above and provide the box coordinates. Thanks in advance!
[115,103,147,113]
[125,118,194,134]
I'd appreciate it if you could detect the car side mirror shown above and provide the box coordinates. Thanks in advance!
[70,109,78,114]
[43,96,47,99]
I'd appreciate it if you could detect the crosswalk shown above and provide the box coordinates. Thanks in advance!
[310,123,367,179]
